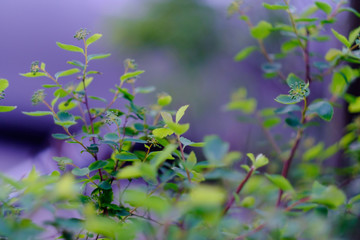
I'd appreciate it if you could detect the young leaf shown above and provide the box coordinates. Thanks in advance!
[338,7,360,18]
[0,106,17,112]
[76,77,94,92]
[20,72,47,78]
[152,128,174,138]
[349,26,360,45]
[315,1,332,15]
[265,174,294,192]
[176,105,189,123]
[306,101,334,121]
[263,3,288,10]
[167,122,190,135]
[0,79,9,91]
[86,33,102,46]
[22,111,53,117]
[311,181,346,209]
[234,46,257,61]
[331,29,351,48]
[87,53,111,61]
[56,42,84,54]
[120,70,145,83]
[251,21,272,39]
[55,68,80,79]
[254,154,269,169]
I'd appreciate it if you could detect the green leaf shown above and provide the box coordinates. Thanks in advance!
[286,73,304,88]
[176,105,189,123]
[89,161,108,171]
[203,135,229,165]
[226,98,257,113]
[261,62,281,73]
[0,106,17,112]
[86,33,102,46]
[263,117,281,128]
[55,111,77,127]
[254,154,269,169]
[250,21,272,39]
[152,128,174,138]
[306,101,334,121]
[104,133,120,142]
[315,1,332,15]
[58,101,77,111]
[263,3,288,10]
[275,105,302,114]
[0,79,9,91]
[348,97,360,113]
[282,39,300,53]
[167,122,190,135]
[331,29,351,48]
[42,84,61,88]
[55,68,80,79]
[311,181,346,209]
[67,60,85,69]
[56,42,84,53]
[349,194,360,205]
[99,181,112,190]
[265,174,294,192]
[20,72,47,78]
[87,53,111,61]
[76,77,93,92]
[52,133,71,140]
[89,96,107,102]
[303,142,324,161]
[120,70,145,82]
[22,111,53,117]
[325,48,342,61]
[275,95,300,104]
[338,7,360,18]
[186,151,197,170]
[349,26,360,45]
[241,196,256,208]
[151,144,177,168]
[71,167,89,176]
[234,46,257,61]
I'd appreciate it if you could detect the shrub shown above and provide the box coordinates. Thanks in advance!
[1,1,360,239]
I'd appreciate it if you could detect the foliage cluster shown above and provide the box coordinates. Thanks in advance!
[1,1,360,239]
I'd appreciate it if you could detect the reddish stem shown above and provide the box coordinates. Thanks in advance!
[223,166,254,215]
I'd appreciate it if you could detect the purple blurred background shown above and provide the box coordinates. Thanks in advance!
[0,0,356,177]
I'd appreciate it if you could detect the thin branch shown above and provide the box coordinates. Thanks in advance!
[223,166,255,215]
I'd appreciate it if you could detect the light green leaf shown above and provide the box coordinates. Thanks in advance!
[306,101,334,121]
[20,72,47,78]
[349,194,360,205]
[325,48,342,61]
[167,122,190,135]
[0,79,9,91]
[55,68,80,79]
[0,106,17,112]
[241,196,256,208]
[56,42,84,53]
[250,21,272,39]
[254,154,269,169]
[22,111,53,116]
[76,77,94,92]
[265,174,294,192]
[87,53,111,61]
[315,1,332,15]
[349,26,360,45]
[160,111,173,123]
[303,142,324,161]
[263,117,281,128]
[234,46,257,61]
[331,29,351,48]
[151,144,177,168]
[176,105,189,123]
[263,3,288,10]
[204,135,229,165]
[58,101,77,111]
[86,33,102,46]
[120,70,145,82]
[338,7,360,18]
[186,151,197,170]
[311,181,346,208]
[152,128,174,138]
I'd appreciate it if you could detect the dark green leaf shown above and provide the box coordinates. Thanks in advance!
[306,101,334,121]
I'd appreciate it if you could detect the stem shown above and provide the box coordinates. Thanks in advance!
[223,166,255,216]
[235,223,266,240]
[238,10,286,81]
[284,196,311,212]
[176,134,192,183]
[304,31,311,84]
[81,38,103,181]
[283,0,305,50]
[276,98,307,207]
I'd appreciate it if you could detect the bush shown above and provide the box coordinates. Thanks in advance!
[1,1,360,239]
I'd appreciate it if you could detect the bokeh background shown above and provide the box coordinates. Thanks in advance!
[0,0,358,177]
